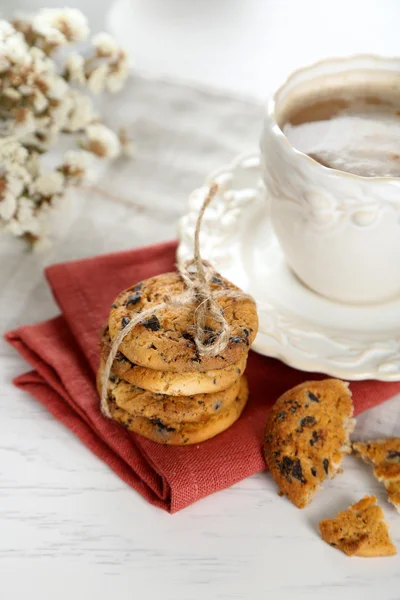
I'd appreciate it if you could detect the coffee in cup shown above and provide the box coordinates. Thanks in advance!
[282,86,400,178]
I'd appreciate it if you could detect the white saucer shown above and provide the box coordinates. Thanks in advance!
[177,153,400,381]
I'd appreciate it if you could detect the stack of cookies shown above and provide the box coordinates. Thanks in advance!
[97,272,258,445]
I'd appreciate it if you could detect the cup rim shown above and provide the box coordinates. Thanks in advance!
[266,53,400,183]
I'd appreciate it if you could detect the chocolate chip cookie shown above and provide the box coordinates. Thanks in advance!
[264,379,355,508]
[101,326,248,395]
[107,272,258,372]
[97,357,244,424]
[103,376,249,445]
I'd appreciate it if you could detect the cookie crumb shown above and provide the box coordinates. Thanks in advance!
[353,438,400,513]
[319,495,397,557]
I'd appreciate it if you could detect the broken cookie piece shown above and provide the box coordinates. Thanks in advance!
[264,379,355,508]
[319,495,397,557]
[353,438,400,513]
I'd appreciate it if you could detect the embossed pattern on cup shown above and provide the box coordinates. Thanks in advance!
[261,55,400,304]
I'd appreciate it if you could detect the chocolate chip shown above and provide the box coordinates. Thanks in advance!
[308,392,320,403]
[121,317,130,328]
[133,282,143,291]
[125,293,141,306]
[300,416,316,428]
[243,328,250,337]
[236,368,241,374]
[291,459,306,483]
[148,343,157,350]
[273,450,281,457]
[116,351,131,364]
[109,374,116,382]
[142,315,161,331]
[213,401,222,411]
[183,332,195,343]
[190,356,201,363]
[289,400,300,414]
[387,450,400,460]
[213,378,217,385]
[311,467,317,477]
[183,437,189,444]
[323,458,329,475]
[212,276,223,285]
[275,411,287,422]
[309,431,319,446]
[111,303,118,308]
[150,418,175,433]
[204,331,218,346]
[279,456,294,481]
[229,336,244,344]
[203,330,216,340]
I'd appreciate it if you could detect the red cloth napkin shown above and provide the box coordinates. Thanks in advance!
[6,240,400,513]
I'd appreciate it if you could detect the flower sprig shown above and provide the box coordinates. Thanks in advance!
[0,8,130,248]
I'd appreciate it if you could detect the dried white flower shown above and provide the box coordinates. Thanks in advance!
[87,62,109,94]
[25,152,40,178]
[66,90,97,132]
[32,8,89,45]
[3,88,22,102]
[6,162,32,187]
[0,192,17,221]
[32,171,64,197]
[18,84,33,96]
[11,109,36,139]
[33,20,65,46]
[48,95,73,131]
[63,149,93,179]
[64,53,85,84]
[46,73,69,100]
[0,24,30,66]
[0,10,130,247]
[118,128,135,157]
[106,61,130,93]
[0,175,20,220]
[4,218,24,236]
[33,89,48,112]
[5,173,25,198]
[83,123,121,158]
[15,197,40,235]
[0,20,15,38]
[28,46,52,72]
[0,138,28,164]
[92,32,118,57]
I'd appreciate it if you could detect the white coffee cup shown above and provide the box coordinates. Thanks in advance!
[260,55,400,304]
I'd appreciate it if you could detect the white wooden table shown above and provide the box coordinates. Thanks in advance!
[2,2,400,598]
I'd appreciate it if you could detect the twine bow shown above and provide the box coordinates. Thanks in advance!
[101,183,254,417]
